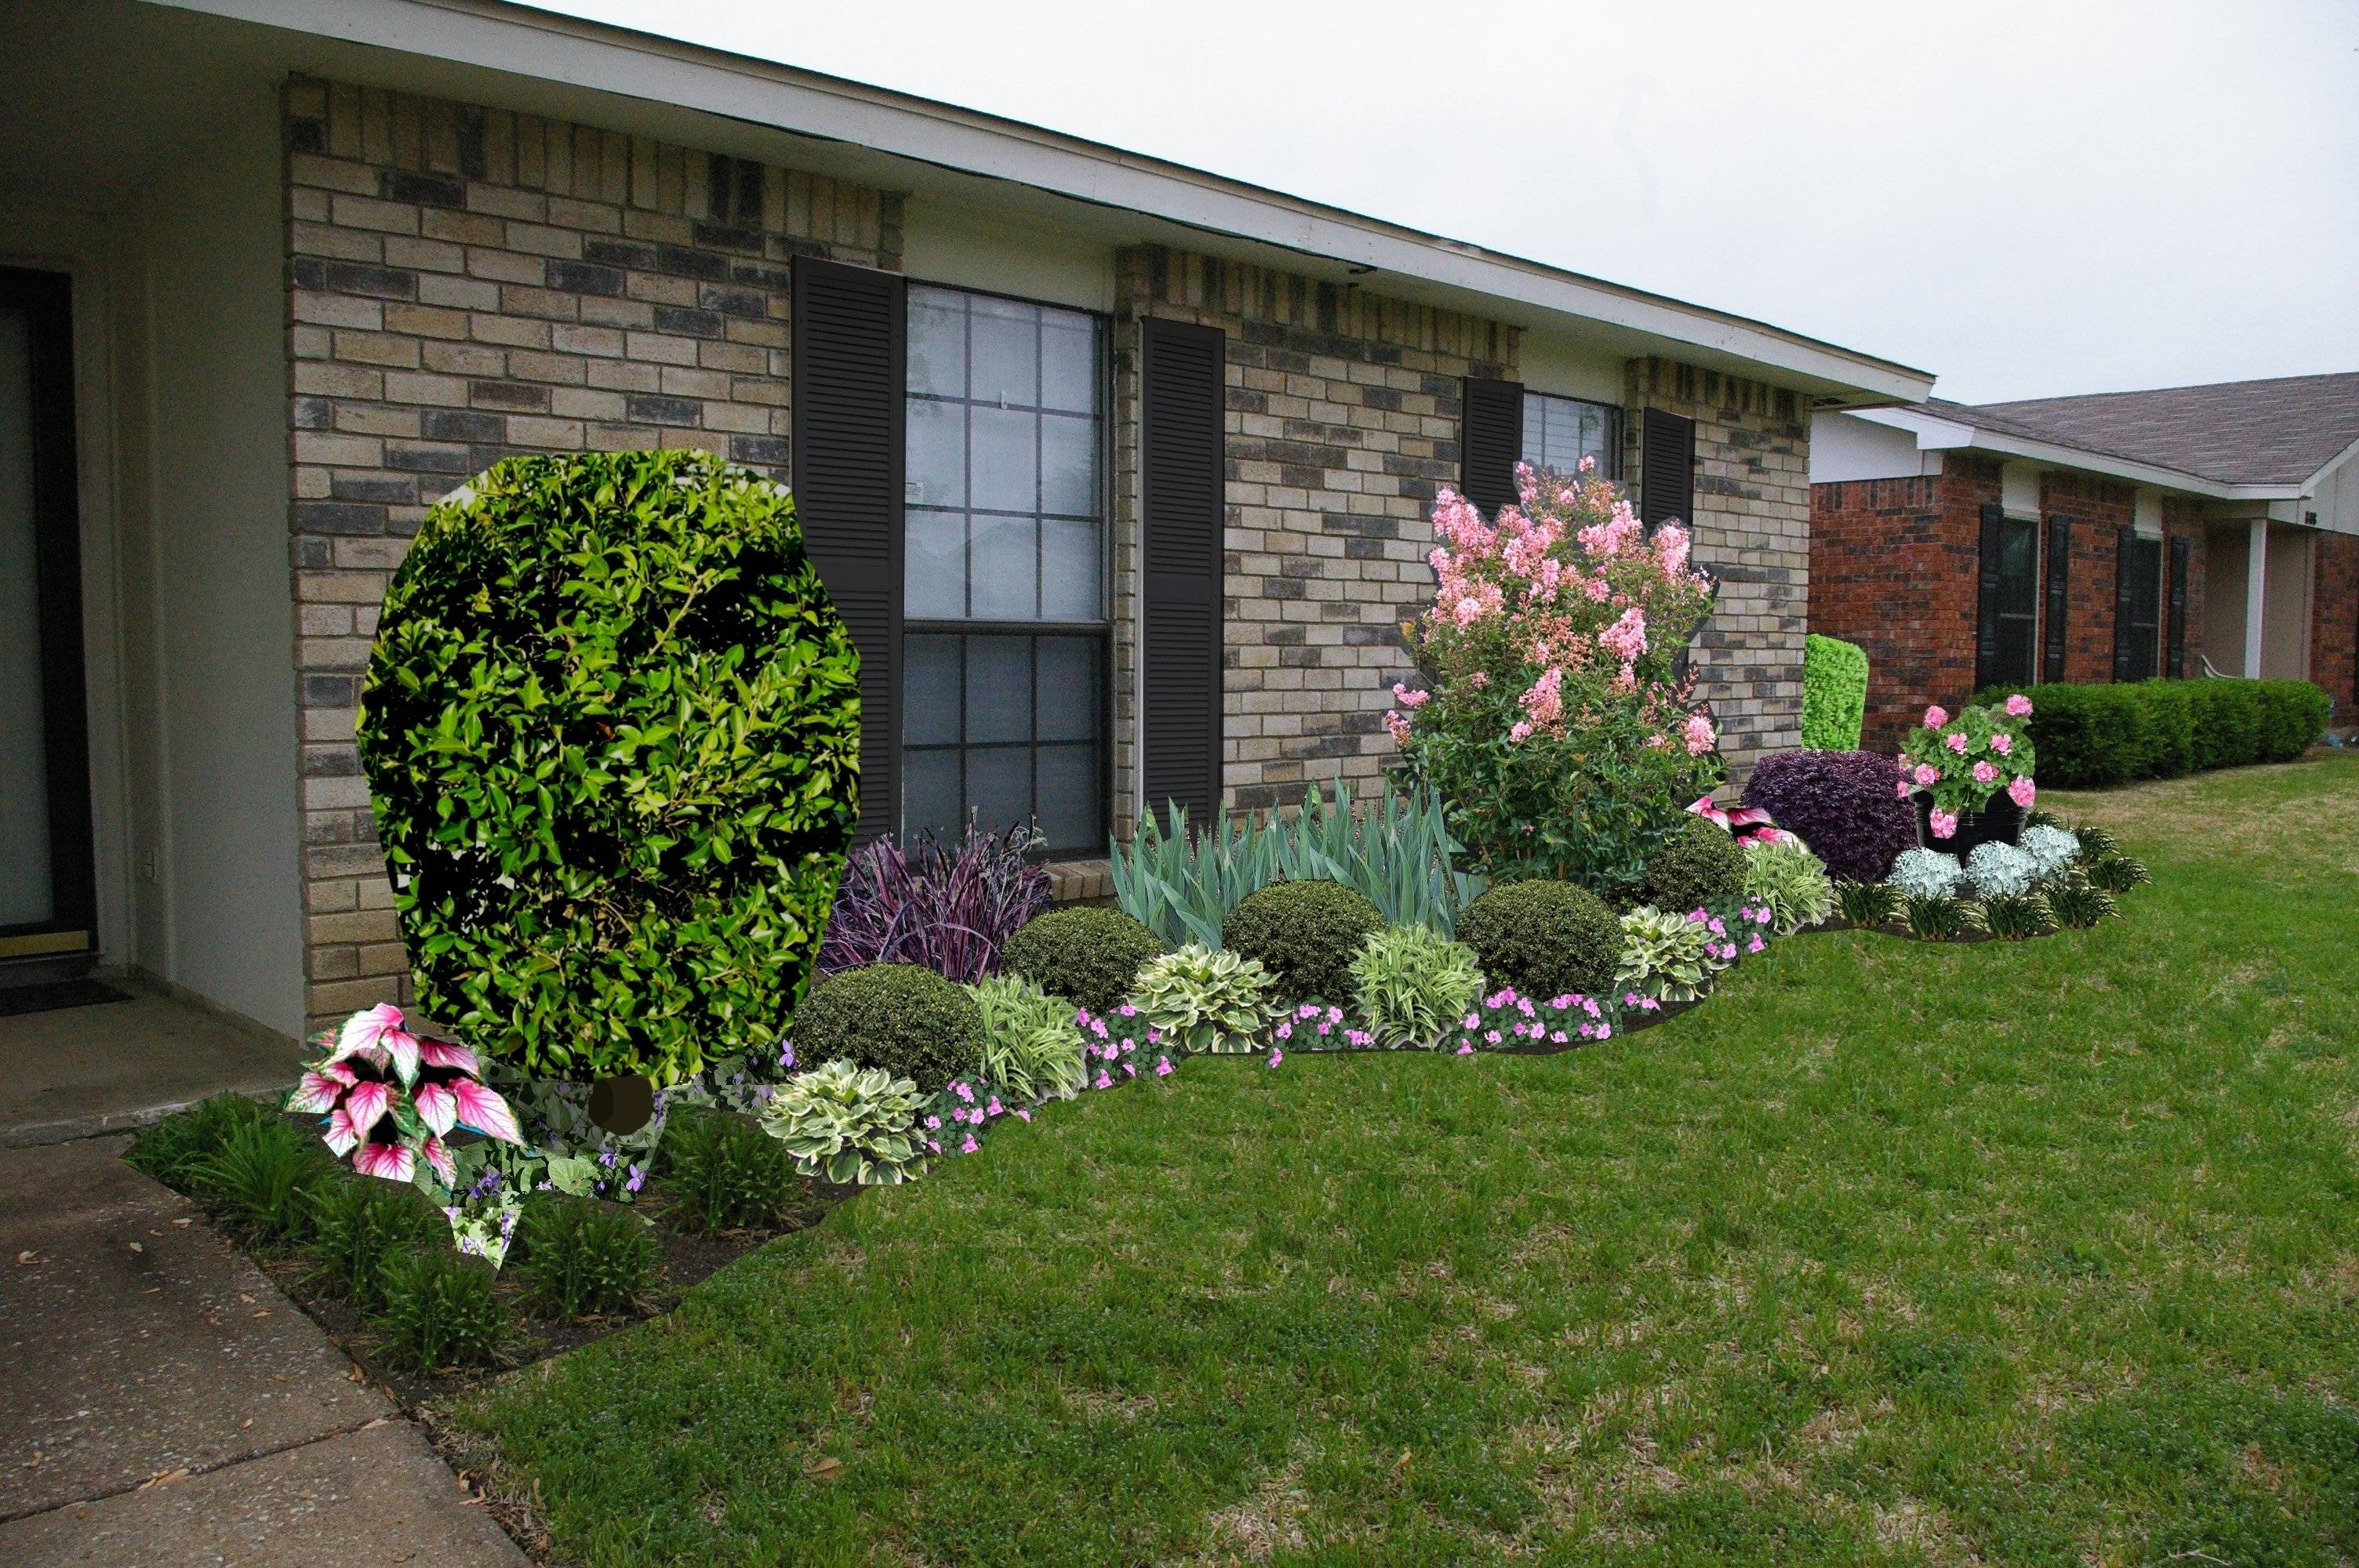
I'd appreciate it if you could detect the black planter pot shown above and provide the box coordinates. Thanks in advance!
[1913,790,2023,855]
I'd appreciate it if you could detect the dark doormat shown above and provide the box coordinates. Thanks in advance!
[0,978,134,1017]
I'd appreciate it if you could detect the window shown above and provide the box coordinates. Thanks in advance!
[1521,391,1620,480]
[901,285,1107,853]
[1979,513,2040,691]
[2120,534,2163,681]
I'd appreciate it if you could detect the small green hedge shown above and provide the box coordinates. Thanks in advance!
[1801,634,1868,750]
[1976,678,2326,788]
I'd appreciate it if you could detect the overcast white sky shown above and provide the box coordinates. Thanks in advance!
[536,1,2358,404]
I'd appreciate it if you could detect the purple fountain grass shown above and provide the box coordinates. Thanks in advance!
[818,821,1052,983]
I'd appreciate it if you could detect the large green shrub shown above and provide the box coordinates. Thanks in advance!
[1640,817,1747,915]
[794,963,984,1090]
[1000,906,1162,1016]
[358,451,860,1085]
[1801,634,1868,750]
[1221,879,1385,1006]
[1456,880,1620,1000]
[1981,678,2327,787]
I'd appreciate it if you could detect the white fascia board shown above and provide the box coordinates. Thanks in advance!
[2301,433,2359,497]
[1848,405,2303,503]
[149,0,1935,403]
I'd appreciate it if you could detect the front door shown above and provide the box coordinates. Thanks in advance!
[0,267,95,966]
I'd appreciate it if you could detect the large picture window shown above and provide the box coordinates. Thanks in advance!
[901,285,1107,853]
[1978,513,2041,691]
[1521,391,1620,480]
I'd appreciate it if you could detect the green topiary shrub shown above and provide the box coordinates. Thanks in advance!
[358,451,860,1086]
[308,1175,444,1312]
[1220,879,1385,1006]
[656,1105,802,1232]
[1000,906,1163,1016]
[1801,633,1868,750]
[794,963,984,1089]
[514,1195,660,1318]
[1640,817,1747,915]
[1456,880,1621,1000]
[373,1248,508,1373]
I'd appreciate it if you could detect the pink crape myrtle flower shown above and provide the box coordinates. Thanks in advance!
[1972,760,1998,784]
[1390,682,1430,709]
[2005,693,2034,717]
[1924,706,1949,729]
[1598,605,1648,662]
[1682,714,1715,757]
[2009,775,2037,809]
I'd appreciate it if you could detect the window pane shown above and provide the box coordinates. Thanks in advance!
[1041,412,1098,517]
[969,515,1038,620]
[1034,743,1098,851]
[970,297,1038,407]
[971,407,1037,513]
[905,397,965,509]
[1035,637,1099,742]
[902,748,963,842]
[964,635,1032,744]
[907,289,967,398]
[966,746,1032,835]
[1040,312,1096,413]
[1039,518,1100,621]
[906,510,966,619]
[903,634,961,746]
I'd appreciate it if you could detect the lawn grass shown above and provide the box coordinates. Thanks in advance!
[456,757,2359,1566]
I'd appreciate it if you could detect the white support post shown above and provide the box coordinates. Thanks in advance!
[2244,519,2268,678]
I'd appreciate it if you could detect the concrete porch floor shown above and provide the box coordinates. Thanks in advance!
[0,977,303,1148]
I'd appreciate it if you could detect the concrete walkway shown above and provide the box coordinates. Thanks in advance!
[0,1136,526,1566]
[0,980,303,1147]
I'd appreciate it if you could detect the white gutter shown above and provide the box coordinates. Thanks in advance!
[1851,406,2307,504]
[148,0,1934,404]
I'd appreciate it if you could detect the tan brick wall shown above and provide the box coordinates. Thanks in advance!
[1626,358,1811,777]
[280,78,897,1030]
[1111,246,1517,818]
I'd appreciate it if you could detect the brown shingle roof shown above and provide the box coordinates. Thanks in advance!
[1931,373,2359,488]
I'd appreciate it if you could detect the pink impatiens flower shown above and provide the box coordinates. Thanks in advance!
[2009,775,2037,809]
[2005,693,2034,717]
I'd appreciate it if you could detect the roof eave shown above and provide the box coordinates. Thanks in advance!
[1853,408,2305,502]
[147,0,1935,405]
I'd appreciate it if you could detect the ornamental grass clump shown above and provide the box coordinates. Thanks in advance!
[1348,925,1484,1049]
[125,1092,271,1189]
[1387,462,1721,895]
[1456,879,1622,1000]
[1000,906,1163,1016]
[2047,878,2119,928]
[1131,944,1276,1054]
[513,1196,660,1319]
[189,1116,337,1251]
[759,1060,927,1186]
[308,1175,443,1312]
[1221,879,1384,1007]
[1983,891,2052,942]
[1740,836,1835,935]
[967,974,1089,1103]
[1640,817,1747,914]
[1898,695,2039,840]
[1834,880,1902,928]
[657,1105,801,1231]
[373,1247,508,1373]
[2085,851,2151,894]
[794,963,984,1088]
[1903,895,1984,942]
[358,451,860,1087]
[816,822,1052,983]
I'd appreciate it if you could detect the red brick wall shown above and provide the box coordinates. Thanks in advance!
[2040,470,2136,684]
[2314,531,2359,723]
[1808,471,1974,752]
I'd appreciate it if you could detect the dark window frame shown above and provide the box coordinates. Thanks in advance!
[899,278,1114,858]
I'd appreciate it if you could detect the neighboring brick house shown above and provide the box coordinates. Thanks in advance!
[1812,376,2359,751]
[0,0,1928,1040]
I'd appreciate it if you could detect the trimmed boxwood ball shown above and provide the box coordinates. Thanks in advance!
[1640,816,1747,914]
[1455,879,1620,1000]
[1221,879,1384,1006]
[1001,906,1162,1016]
[795,962,983,1089]
[358,452,860,1086]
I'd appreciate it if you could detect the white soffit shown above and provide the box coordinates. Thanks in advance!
[1849,406,2306,503]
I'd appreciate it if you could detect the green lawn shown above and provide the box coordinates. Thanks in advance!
[456,758,2359,1566]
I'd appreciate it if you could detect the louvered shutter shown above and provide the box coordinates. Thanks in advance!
[1459,377,1524,517]
[2042,517,2071,684]
[1974,504,2005,691]
[2166,536,2190,677]
[1140,318,1226,829]
[2111,524,2138,682]
[791,257,905,843]
[1639,410,1694,531]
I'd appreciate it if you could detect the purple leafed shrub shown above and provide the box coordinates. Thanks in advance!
[816,822,1053,984]
[1740,750,1917,884]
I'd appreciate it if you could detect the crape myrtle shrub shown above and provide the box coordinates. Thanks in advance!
[1740,750,1919,884]
[1976,678,2327,788]
[360,452,860,1086]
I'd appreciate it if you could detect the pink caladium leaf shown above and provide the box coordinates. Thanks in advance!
[420,1134,456,1188]
[333,1002,406,1063]
[323,1105,360,1156]
[342,1078,392,1139]
[412,1080,458,1138]
[417,1039,478,1076]
[380,1027,421,1087]
[351,1140,414,1183]
[286,1070,347,1116]
[449,1080,523,1145]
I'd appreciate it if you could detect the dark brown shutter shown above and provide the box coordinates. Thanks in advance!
[2110,524,2139,682]
[1459,377,1524,517]
[1639,409,1694,530]
[2042,517,2070,684]
[1140,318,1226,829]
[791,257,904,843]
[1974,504,2005,691]
[2166,536,2190,678]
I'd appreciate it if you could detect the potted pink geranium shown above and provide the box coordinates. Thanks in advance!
[1896,695,2038,852]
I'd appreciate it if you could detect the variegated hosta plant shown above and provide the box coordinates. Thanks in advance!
[759,1058,926,1185]
[1132,943,1276,1054]
[287,1003,524,1186]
